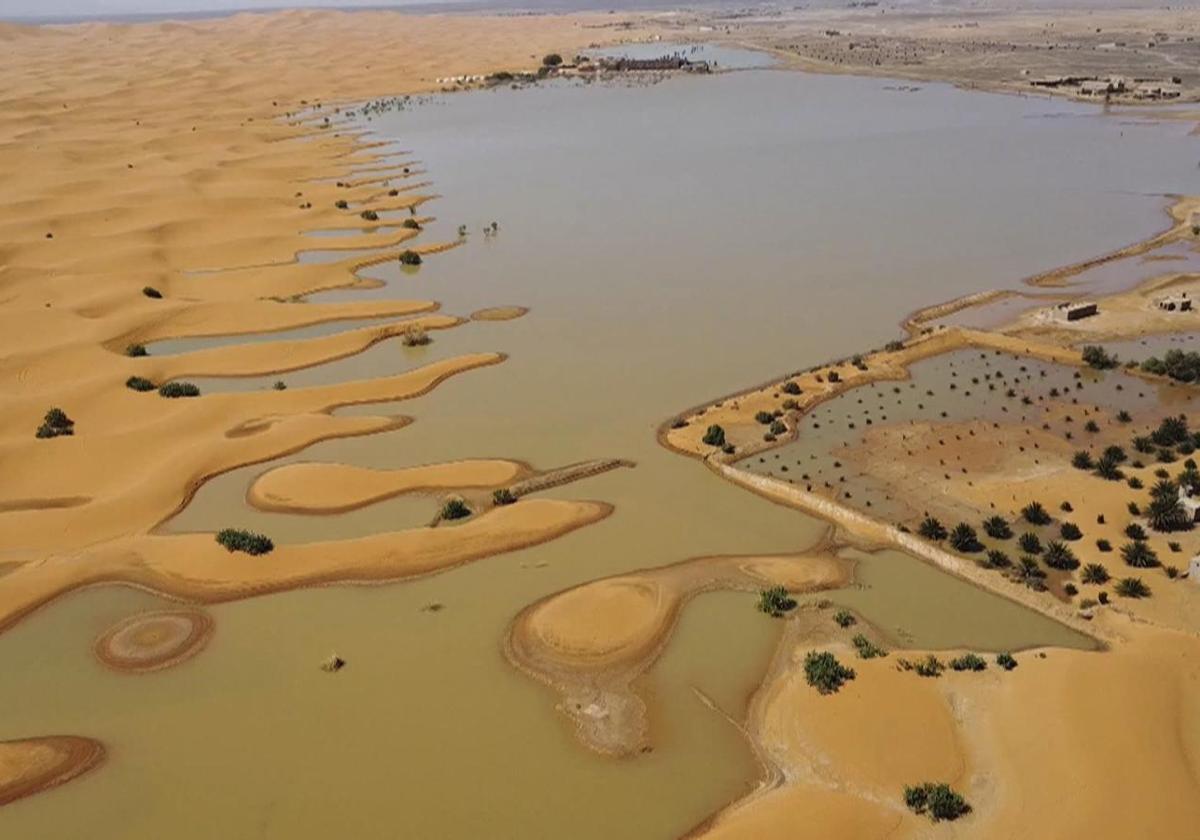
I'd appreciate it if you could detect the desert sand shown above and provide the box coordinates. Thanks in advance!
[0,737,105,808]
[507,551,851,755]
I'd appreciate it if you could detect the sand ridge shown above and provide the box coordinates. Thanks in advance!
[0,736,105,808]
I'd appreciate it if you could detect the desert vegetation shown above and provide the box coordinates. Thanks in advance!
[35,407,75,439]
[803,650,855,694]
[904,783,971,822]
[757,586,797,617]
[215,528,274,555]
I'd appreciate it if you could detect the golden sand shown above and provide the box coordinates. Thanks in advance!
[470,306,530,321]
[507,552,850,755]
[695,617,1200,840]
[248,459,528,514]
[0,736,105,807]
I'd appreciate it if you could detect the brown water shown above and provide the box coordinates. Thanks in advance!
[3,58,1198,839]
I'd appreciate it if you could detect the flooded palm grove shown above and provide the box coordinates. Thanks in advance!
[4,46,1200,840]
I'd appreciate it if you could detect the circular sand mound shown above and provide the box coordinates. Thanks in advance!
[470,306,528,322]
[94,609,214,674]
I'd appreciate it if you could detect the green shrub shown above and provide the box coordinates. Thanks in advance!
[1115,577,1151,598]
[35,407,75,439]
[918,516,948,541]
[949,652,986,672]
[360,209,379,222]
[1120,540,1159,568]
[996,652,1017,671]
[441,498,471,520]
[984,549,1011,569]
[702,424,726,447]
[273,380,287,391]
[781,380,802,395]
[948,523,982,553]
[803,650,855,694]
[982,515,1012,540]
[1021,501,1052,525]
[402,218,421,230]
[542,53,563,67]
[125,376,156,392]
[754,410,774,425]
[1059,522,1082,541]
[158,381,200,398]
[1143,351,1200,383]
[335,199,348,209]
[1096,539,1112,553]
[142,286,162,299]
[833,609,856,628]
[1081,562,1110,584]
[913,655,945,678]
[852,634,887,659]
[398,249,423,266]
[1018,532,1043,554]
[758,586,797,617]
[1071,451,1094,470]
[492,488,517,506]
[903,783,971,822]
[769,420,787,436]
[126,343,148,357]
[1081,345,1118,370]
[1043,540,1079,570]
[215,528,274,555]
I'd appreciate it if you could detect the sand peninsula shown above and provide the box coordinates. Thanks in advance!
[632,191,1200,835]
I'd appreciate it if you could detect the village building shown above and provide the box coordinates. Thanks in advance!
[1189,554,1200,583]
[1156,294,1193,312]
[1056,301,1098,321]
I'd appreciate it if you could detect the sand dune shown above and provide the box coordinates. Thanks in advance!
[248,458,528,514]
[0,736,105,807]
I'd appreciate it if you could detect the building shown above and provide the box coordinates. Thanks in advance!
[1180,488,1200,523]
[1157,294,1193,312]
[1189,555,1200,583]
[1057,301,1098,321]
[1079,80,1111,97]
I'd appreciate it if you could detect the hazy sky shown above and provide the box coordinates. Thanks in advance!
[2,0,445,21]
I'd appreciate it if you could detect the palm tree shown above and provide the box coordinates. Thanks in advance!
[918,516,948,541]
[1146,479,1190,532]
[1018,532,1043,554]
[949,523,982,553]
[1120,540,1160,568]
[983,515,1012,540]
[1081,563,1110,584]
[1094,455,1123,481]
[1021,501,1052,525]
[1043,540,1079,570]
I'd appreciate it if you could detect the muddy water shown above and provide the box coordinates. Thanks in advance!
[3,59,1198,840]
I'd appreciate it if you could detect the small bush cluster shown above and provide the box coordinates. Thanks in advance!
[904,783,971,822]
[159,381,200,398]
[1081,345,1119,370]
[492,488,517,506]
[142,286,163,299]
[441,498,471,520]
[982,515,1012,540]
[803,650,855,694]
[125,376,156,392]
[215,528,274,555]
[781,380,802,395]
[360,209,379,222]
[918,516,947,541]
[1021,501,1052,525]
[833,609,856,628]
[852,634,887,659]
[702,424,726,447]
[35,407,75,439]
[403,218,421,230]
[126,343,148,357]
[758,586,797,617]
[949,652,986,672]
[402,325,431,347]
[996,652,1018,671]
[398,249,423,266]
